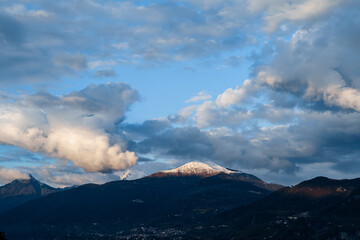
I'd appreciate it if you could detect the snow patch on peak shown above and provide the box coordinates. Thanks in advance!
[160,161,240,176]
[206,162,242,174]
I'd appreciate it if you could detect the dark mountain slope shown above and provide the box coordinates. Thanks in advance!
[0,175,58,213]
[0,163,280,239]
[201,176,360,240]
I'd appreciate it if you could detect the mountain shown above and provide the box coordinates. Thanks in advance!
[0,162,281,239]
[149,161,282,191]
[199,176,360,239]
[2,165,358,239]
[0,175,58,213]
[149,161,240,178]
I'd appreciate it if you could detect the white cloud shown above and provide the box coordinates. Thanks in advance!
[324,86,360,111]
[215,79,257,108]
[88,60,117,70]
[0,167,29,185]
[0,83,139,172]
[5,4,53,18]
[263,0,345,32]
[185,92,212,103]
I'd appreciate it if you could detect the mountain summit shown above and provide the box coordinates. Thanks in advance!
[149,161,240,178]
[147,161,283,191]
[0,174,58,213]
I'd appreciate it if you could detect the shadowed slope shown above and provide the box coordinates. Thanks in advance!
[0,175,58,213]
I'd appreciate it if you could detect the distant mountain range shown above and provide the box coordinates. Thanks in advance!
[0,162,359,240]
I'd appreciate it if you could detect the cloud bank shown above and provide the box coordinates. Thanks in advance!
[0,0,348,85]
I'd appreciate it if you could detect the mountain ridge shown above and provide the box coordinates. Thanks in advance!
[0,162,280,239]
[0,174,59,213]
[199,176,360,239]
[1,163,358,239]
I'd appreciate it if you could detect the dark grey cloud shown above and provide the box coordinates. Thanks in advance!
[95,69,117,78]
[121,119,171,139]
[129,108,360,178]
[54,53,87,71]
[332,157,360,174]
[132,126,297,173]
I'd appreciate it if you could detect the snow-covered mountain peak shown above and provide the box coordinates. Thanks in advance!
[206,162,242,174]
[158,161,240,177]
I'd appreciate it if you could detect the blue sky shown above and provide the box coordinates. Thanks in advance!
[1,0,360,187]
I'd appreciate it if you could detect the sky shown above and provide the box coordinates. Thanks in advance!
[1,0,360,187]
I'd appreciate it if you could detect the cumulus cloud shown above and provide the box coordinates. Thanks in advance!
[323,86,360,111]
[215,80,258,108]
[0,82,139,172]
[254,3,360,112]
[0,167,29,185]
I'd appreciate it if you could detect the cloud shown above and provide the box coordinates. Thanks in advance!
[254,3,360,112]
[185,92,212,103]
[4,4,53,19]
[193,101,253,128]
[0,1,264,85]
[95,69,117,78]
[132,107,360,180]
[0,0,352,86]
[0,82,139,172]
[134,127,297,173]
[261,0,345,32]
[54,53,87,71]
[121,118,171,139]
[127,0,360,180]
[215,79,258,108]
[0,167,29,185]
[217,55,242,70]
[0,9,85,84]
[323,86,360,111]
